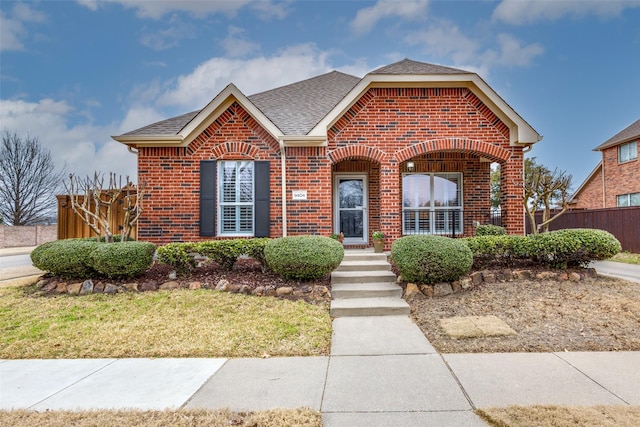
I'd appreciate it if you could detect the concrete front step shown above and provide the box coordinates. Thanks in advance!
[332,282,403,299]
[342,251,388,262]
[331,270,397,284]
[336,260,392,272]
[330,297,411,317]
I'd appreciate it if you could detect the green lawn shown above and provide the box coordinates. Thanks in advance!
[610,252,640,265]
[0,286,331,359]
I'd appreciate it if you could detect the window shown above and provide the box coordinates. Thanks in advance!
[402,172,462,235]
[218,161,254,235]
[618,141,638,163]
[617,192,640,207]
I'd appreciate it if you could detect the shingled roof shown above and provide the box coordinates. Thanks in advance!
[248,71,360,135]
[594,118,640,151]
[119,59,479,138]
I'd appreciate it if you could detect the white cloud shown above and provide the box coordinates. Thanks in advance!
[139,21,196,51]
[351,0,429,35]
[0,3,46,51]
[404,21,543,75]
[251,1,290,21]
[157,44,340,110]
[0,98,137,182]
[221,26,260,58]
[493,0,637,25]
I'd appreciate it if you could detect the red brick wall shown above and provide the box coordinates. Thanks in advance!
[602,143,640,208]
[571,166,604,209]
[137,102,282,244]
[137,87,527,244]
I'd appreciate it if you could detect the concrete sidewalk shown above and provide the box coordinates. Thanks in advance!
[2,316,639,426]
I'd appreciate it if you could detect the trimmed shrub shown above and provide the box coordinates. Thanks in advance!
[30,239,100,279]
[392,235,472,284]
[265,235,344,280]
[156,242,198,274]
[464,234,530,268]
[90,241,156,279]
[242,238,270,272]
[196,239,247,270]
[475,224,507,236]
[529,228,621,268]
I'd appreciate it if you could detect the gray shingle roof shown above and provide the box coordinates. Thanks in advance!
[248,70,361,135]
[118,59,472,138]
[594,118,640,151]
[369,58,470,75]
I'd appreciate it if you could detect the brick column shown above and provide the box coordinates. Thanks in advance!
[379,158,401,250]
[500,148,525,235]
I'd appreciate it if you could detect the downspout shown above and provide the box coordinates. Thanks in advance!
[278,140,287,237]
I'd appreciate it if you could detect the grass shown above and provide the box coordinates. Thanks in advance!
[0,285,331,359]
[477,405,640,427]
[0,408,322,427]
[610,252,640,265]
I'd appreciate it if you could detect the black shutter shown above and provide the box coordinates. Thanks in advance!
[254,161,270,237]
[200,161,216,236]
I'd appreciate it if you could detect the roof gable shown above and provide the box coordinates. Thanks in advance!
[369,58,470,75]
[594,118,640,151]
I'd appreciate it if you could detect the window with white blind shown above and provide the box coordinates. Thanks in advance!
[218,161,254,235]
[402,172,463,234]
[618,141,638,163]
[617,192,640,207]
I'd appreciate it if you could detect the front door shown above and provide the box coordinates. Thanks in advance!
[334,174,368,244]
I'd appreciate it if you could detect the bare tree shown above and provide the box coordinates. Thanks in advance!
[0,130,66,225]
[518,158,573,233]
[65,172,146,242]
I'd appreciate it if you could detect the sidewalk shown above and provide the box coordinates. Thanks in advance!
[2,316,639,426]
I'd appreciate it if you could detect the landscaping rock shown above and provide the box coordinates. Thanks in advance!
[396,275,403,284]
[276,286,293,296]
[583,268,598,278]
[433,282,453,297]
[404,283,420,298]
[36,279,49,288]
[451,280,462,293]
[159,281,180,290]
[93,282,105,293]
[43,282,57,292]
[80,280,94,294]
[470,271,483,286]
[569,272,581,282]
[140,281,158,291]
[253,286,265,296]
[168,270,177,280]
[481,270,496,283]
[536,271,558,280]
[188,281,202,290]
[104,283,119,294]
[459,277,473,290]
[67,283,82,295]
[265,286,277,297]
[239,285,251,294]
[419,284,433,298]
[122,283,139,292]
[500,269,513,282]
[513,270,533,280]
[228,284,241,293]
[55,283,67,293]
[215,279,230,291]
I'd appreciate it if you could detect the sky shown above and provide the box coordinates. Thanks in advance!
[1,0,639,192]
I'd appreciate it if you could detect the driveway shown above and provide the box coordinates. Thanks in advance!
[590,260,640,283]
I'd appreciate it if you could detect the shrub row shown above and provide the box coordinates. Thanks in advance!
[475,224,507,236]
[464,228,621,269]
[156,238,270,273]
[156,236,344,280]
[31,239,156,280]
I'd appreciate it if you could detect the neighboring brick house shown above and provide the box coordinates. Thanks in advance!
[113,59,541,248]
[570,119,640,209]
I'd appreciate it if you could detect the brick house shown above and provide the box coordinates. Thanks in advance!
[113,59,541,248]
[570,118,640,209]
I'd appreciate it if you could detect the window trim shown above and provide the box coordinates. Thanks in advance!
[402,172,463,235]
[217,160,255,237]
[617,192,640,207]
[618,141,638,163]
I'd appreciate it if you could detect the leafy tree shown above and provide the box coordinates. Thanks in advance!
[519,157,572,233]
[490,164,501,209]
[0,130,66,225]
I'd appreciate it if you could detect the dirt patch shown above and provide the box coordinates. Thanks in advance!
[439,315,516,339]
[408,274,640,353]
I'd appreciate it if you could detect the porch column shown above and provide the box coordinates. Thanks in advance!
[380,158,401,250]
[500,148,525,235]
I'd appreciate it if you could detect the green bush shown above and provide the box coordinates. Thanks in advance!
[242,238,270,272]
[156,242,198,273]
[265,235,344,280]
[529,228,621,268]
[475,224,507,236]
[30,239,100,279]
[391,235,472,284]
[464,234,530,268]
[90,241,156,279]
[196,240,246,270]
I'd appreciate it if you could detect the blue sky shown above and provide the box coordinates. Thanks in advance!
[1,0,639,189]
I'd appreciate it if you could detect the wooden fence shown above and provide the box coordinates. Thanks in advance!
[56,190,137,240]
[525,206,640,253]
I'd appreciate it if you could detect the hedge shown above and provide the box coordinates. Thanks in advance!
[31,239,100,279]
[90,241,156,279]
[475,224,507,236]
[264,235,344,280]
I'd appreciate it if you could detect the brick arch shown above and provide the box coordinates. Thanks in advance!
[328,145,387,164]
[395,138,511,163]
[210,140,261,159]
